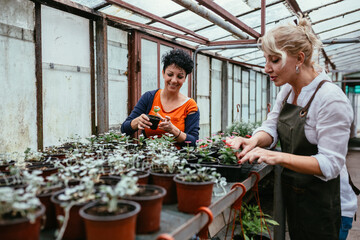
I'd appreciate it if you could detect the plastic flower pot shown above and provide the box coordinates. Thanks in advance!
[174,175,214,214]
[0,204,45,240]
[147,114,161,130]
[123,184,166,233]
[150,171,177,204]
[79,200,140,240]
[38,187,63,230]
[51,190,88,240]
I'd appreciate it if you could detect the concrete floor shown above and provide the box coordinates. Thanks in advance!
[346,149,360,240]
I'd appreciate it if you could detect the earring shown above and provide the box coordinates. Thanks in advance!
[295,65,299,74]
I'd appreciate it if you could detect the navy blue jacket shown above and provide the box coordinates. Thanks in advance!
[121,89,200,146]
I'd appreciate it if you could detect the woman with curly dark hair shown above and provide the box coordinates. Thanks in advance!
[121,49,200,146]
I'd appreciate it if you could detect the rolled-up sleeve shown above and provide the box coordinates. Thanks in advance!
[312,92,353,181]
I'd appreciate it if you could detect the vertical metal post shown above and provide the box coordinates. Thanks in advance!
[35,2,43,150]
[89,20,96,135]
[261,0,266,36]
[221,61,229,132]
[96,17,109,134]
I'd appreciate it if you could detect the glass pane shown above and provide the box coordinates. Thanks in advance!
[234,66,241,122]
[242,70,249,123]
[211,59,222,134]
[228,64,234,126]
[122,0,183,17]
[249,70,256,122]
[159,45,174,90]
[256,72,262,122]
[141,39,158,94]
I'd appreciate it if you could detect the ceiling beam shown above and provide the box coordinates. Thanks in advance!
[31,0,103,19]
[146,9,188,25]
[312,8,360,25]
[106,15,207,45]
[316,20,360,35]
[208,39,257,46]
[192,0,283,34]
[106,0,209,42]
[284,0,302,15]
[172,0,249,39]
[195,0,260,38]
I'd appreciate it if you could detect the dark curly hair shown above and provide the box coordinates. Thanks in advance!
[161,49,193,76]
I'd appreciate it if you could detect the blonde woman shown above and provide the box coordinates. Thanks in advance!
[227,16,357,239]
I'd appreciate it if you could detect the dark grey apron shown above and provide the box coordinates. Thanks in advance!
[278,80,340,240]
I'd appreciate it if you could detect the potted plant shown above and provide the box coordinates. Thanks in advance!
[0,182,45,240]
[225,121,261,138]
[79,173,141,240]
[0,153,15,172]
[218,144,239,165]
[195,141,218,165]
[180,141,198,163]
[234,203,278,240]
[174,166,227,213]
[123,183,166,234]
[149,151,186,204]
[51,176,97,240]
[147,106,161,130]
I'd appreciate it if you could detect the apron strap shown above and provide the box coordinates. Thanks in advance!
[349,173,360,195]
[300,80,329,117]
[282,90,292,105]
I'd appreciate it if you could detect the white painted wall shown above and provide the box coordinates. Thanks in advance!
[42,6,91,146]
[107,26,128,129]
[0,0,37,153]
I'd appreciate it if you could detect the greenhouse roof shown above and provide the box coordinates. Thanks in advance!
[71,0,360,74]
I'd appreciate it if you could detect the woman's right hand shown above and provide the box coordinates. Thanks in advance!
[132,114,152,130]
[226,136,257,160]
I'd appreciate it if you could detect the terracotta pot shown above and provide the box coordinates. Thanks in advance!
[99,175,122,186]
[0,161,14,172]
[147,114,161,130]
[26,163,58,181]
[51,190,87,240]
[0,204,45,240]
[0,175,27,189]
[174,175,214,214]
[150,171,177,204]
[38,187,63,230]
[79,200,140,240]
[124,184,166,233]
[127,170,150,185]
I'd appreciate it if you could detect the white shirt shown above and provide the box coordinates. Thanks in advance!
[254,70,357,217]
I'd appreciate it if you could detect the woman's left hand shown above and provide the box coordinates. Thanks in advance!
[157,114,178,135]
[239,147,282,165]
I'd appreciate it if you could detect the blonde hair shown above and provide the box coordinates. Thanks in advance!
[258,15,322,68]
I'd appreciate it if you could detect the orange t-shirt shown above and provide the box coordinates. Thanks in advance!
[144,90,198,138]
